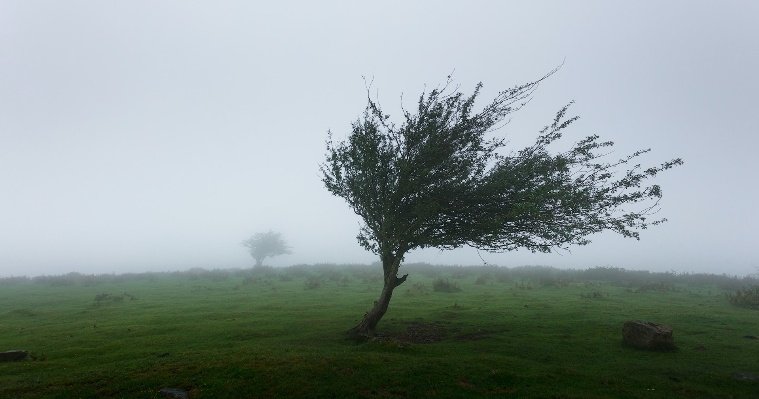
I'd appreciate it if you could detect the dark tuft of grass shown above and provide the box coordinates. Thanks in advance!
[727,285,759,309]
[432,278,461,293]
[304,276,322,289]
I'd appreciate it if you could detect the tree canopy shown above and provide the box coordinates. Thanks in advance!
[321,74,682,336]
[241,231,292,267]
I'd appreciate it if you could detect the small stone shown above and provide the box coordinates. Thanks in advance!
[159,388,189,399]
[732,372,759,381]
[0,350,28,362]
[622,320,676,351]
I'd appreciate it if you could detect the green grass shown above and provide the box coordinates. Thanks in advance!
[1,265,757,398]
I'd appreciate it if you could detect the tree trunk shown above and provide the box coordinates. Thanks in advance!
[348,255,407,338]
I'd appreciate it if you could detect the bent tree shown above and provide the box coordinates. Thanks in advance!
[321,75,682,337]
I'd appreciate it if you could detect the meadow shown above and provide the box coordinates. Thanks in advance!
[1,264,757,398]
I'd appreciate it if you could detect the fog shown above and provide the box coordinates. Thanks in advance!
[1,1,757,277]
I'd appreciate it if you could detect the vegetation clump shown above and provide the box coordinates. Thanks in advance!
[94,292,136,304]
[304,276,322,290]
[405,282,429,296]
[432,278,461,293]
[727,285,759,309]
[404,322,447,343]
[580,291,607,299]
[537,276,571,288]
[474,274,491,285]
[634,282,677,293]
[514,281,534,290]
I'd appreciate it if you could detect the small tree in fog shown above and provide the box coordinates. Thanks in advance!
[321,72,682,337]
[241,231,291,267]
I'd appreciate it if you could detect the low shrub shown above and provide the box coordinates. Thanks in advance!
[304,276,322,290]
[538,276,571,288]
[94,292,136,305]
[345,266,382,283]
[432,278,461,293]
[242,276,272,285]
[727,285,759,309]
[474,275,491,285]
[580,291,607,299]
[635,282,677,293]
[34,272,99,287]
[514,281,533,290]
[404,263,441,278]
[0,276,30,286]
[406,282,429,296]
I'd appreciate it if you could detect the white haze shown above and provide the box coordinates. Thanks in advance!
[1,1,758,277]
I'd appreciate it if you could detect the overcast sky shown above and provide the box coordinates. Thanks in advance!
[1,1,757,277]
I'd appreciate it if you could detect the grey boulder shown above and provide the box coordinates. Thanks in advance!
[159,388,190,399]
[622,320,676,351]
[0,350,28,362]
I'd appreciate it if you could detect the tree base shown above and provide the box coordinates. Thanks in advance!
[346,263,407,341]
[346,317,378,341]
[346,328,371,342]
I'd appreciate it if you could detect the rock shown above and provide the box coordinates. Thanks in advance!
[0,350,28,362]
[732,372,759,381]
[622,320,675,351]
[159,388,189,399]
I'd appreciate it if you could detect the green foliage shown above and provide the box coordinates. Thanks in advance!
[322,74,682,258]
[241,231,292,267]
[322,74,682,333]
[727,285,759,309]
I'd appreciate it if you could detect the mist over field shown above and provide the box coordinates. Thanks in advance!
[2,1,758,277]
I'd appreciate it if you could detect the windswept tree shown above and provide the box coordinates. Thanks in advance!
[241,231,291,267]
[321,73,682,337]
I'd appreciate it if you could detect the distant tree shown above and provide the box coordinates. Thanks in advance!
[321,73,682,337]
[241,231,291,267]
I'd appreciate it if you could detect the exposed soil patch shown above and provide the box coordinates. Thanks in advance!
[365,322,449,345]
[372,322,501,343]
[403,322,447,343]
[455,330,492,341]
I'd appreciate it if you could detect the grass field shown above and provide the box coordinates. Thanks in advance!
[1,264,758,398]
